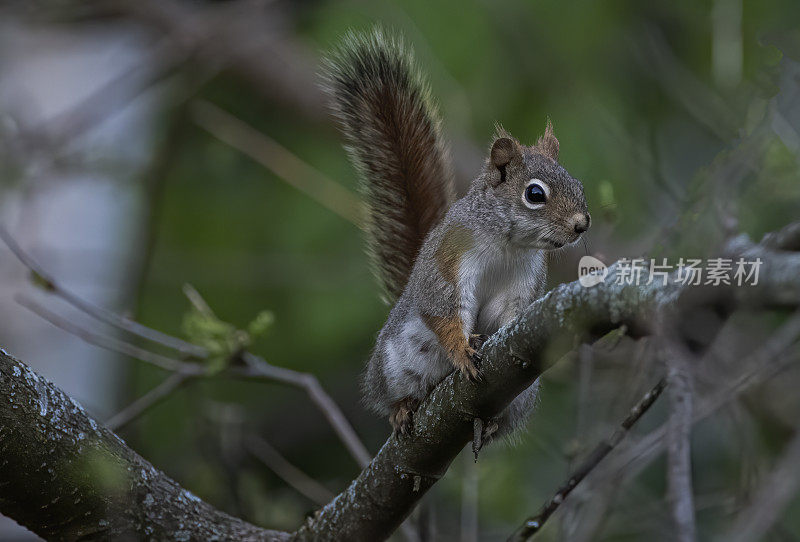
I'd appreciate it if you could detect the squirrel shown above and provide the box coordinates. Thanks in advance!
[324,29,590,443]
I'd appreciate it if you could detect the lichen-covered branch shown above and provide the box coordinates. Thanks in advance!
[0,350,288,541]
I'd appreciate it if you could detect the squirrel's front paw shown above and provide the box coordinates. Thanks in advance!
[390,397,419,437]
[454,348,483,382]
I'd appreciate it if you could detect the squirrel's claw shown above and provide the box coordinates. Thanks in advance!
[460,348,484,382]
[462,335,488,382]
[469,333,490,351]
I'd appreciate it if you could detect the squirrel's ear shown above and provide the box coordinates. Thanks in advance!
[488,137,516,187]
[535,120,559,161]
[490,137,515,169]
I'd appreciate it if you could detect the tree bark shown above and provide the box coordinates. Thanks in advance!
[0,350,288,541]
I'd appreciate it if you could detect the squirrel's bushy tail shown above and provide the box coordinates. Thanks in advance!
[323,29,455,302]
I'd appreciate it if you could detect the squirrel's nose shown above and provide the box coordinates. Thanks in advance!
[571,212,591,234]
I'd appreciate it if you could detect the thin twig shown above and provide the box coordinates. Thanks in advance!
[246,435,334,506]
[16,294,200,375]
[21,35,185,150]
[559,345,594,541]
[663,342,697,542]
[509,378,667,541]
[106,372,192,431]
[183,283,215,316]
[724,423,800,542]
[461,451,479,542]
[589,311,800,499]
[181,286,372,469]
[0,225,207,359]
[191,100,364,227]
[568,340,653,542]
[242,353,371,468]
[16,292,372,468]
[635,24,738,139]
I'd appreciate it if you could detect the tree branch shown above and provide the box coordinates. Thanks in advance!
[191,101,364,227]
[576,309,800,506]
[15,293,199,374]
[0,349,287,541]
[246,436,334,506]
[105,372,192,431]
[663,342,697,542]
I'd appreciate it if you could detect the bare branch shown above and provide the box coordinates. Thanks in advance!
[20,35,185,151]
[182,282,216,316]
[761,221,800,252]
[588,310,800,499]
[108,0,485,189]
[635,24,739,139]
[724,424,800,542]
[16,293,200,374]
[106,372,192,431]
[241,353,371,468]
[0,225,207,359]
[663,342,697,542]
[191,100,364,227]
[247,435,334,506]
[509,378,667,541]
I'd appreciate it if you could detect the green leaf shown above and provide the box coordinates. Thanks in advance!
[247,310,275,338]
[182,304,275,374]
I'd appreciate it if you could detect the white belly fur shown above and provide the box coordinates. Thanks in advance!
[469,246,545,334]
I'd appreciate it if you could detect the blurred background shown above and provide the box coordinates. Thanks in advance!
[1,0,799,540]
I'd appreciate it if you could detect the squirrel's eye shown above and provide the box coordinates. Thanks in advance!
[523,181,548,207]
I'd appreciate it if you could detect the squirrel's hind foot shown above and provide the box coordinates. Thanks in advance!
[390,397,420,437]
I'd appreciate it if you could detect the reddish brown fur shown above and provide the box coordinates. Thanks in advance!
[434,225,474,284]
[367,84,451,248]
[420,313,480,380]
